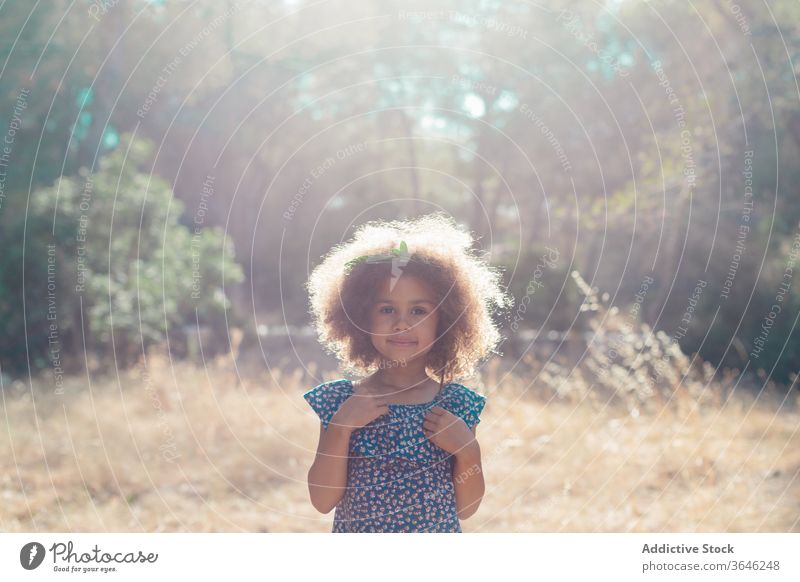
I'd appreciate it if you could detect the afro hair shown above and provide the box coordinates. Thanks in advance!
[306,212,512,383]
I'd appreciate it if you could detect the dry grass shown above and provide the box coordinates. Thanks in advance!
[2,276,798,532]
[1,351,797,532]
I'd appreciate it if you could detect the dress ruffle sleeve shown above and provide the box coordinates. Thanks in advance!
[302,379,353,430]
[444,383,487,429]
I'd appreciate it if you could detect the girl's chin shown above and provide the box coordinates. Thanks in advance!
[386,342,418,349]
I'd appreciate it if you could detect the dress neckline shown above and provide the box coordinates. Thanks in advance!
[344,378,451,407]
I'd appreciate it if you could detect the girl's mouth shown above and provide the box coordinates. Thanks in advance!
[388,339,417,346]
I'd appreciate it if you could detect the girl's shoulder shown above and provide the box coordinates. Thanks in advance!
[302,377,353,398]
[302,378,354,429]
[441,382,487,429]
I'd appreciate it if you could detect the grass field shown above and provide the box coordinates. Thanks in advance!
[1,342,798,532]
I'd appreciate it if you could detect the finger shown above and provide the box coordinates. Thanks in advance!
[442,419,460,431]
[425,423,440,433]
[424,414,442,425]
[427,406,446,416]
[424,411,443,423]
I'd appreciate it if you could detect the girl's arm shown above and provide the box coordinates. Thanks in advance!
[307,419,353,514]
[452,426,484,520]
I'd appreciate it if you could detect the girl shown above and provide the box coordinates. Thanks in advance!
[302,212,510,532]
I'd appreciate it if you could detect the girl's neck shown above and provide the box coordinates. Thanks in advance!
[372,364,433,390]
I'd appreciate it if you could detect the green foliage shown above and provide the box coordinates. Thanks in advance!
[1,0,800,384]
[0,133,243,374]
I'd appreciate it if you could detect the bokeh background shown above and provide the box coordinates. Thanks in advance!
[1,0,798,532]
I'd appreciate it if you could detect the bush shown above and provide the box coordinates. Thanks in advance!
[0,133,244,376]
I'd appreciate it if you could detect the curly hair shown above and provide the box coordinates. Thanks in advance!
[306,212,512,383]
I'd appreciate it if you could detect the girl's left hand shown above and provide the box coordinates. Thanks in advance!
[422,406,474,455]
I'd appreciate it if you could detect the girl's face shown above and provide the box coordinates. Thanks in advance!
[368,274,440,366]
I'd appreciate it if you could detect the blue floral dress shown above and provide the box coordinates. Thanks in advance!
[303,378,487,533]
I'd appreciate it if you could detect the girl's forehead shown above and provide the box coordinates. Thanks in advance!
[375,274,436,300]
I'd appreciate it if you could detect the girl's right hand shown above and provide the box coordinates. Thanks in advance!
[330,390,389,432]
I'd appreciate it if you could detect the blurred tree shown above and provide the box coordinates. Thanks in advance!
[0,132,243,375]
[1,0,799,383]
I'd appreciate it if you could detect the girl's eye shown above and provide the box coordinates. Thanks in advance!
[377,306,427,315]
